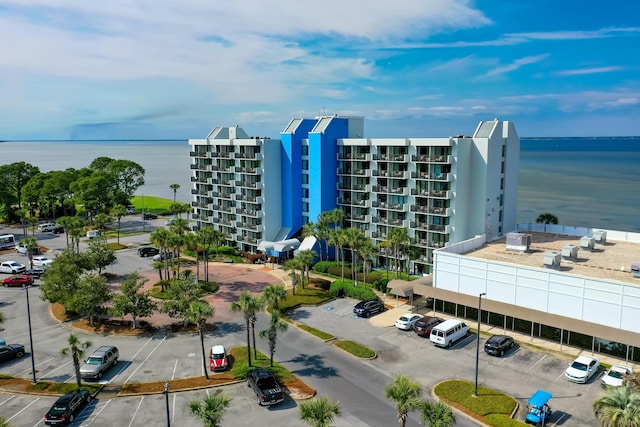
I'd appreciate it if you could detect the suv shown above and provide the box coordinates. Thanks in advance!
[153,251,175,262]
[37,223,58,232]
[142,213,158,220]
[353,300,384,318]
[138,246,160,257]
[80,346,119,380]
[51,225,65,234]
[15,245,43,255]
[0,261,27,274]
[413,316,444,337]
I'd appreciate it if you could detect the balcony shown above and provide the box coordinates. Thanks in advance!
[348,214,369,223]
[237,181,259,189]
[338,153,368,160]
[428,224,450,234]
[429,190,450,198]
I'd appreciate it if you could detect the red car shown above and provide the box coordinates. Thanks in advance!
[209,345,229,371]
[2,275,34,288]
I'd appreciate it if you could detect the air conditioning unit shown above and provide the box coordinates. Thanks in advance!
[506,232,531,252]
[543,251,561,269]
[593,230,607,244]
[631,263,640,279]
[561,245,579,261]
[580,236,595,252]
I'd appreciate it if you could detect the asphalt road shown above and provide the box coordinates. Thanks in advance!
[0,219,602,426]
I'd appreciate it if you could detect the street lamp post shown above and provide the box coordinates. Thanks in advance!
[164,382,170,427]
[25,285,37,383]
[474,292,486,397]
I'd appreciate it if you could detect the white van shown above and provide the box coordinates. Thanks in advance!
[86,230,101,239]
[429,319,469,348]
[38,223,57,232]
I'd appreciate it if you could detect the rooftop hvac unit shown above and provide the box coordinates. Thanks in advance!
[506,232,531,252]
[593,230,607,244]
[632,263,640,279]
[580,236,595,252]
[543,251,561,269]
[561,244,579,261]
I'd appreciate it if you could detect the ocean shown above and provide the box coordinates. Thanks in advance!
[1,137,639,232]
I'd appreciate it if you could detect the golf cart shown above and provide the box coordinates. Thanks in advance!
[525,390,552,426]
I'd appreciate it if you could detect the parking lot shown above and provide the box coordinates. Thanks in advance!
[0,221,606,426]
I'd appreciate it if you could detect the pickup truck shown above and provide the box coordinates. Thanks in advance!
[0,261,27,274]
[247,368,285,406]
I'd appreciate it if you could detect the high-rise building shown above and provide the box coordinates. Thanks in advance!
[188,116,519,273]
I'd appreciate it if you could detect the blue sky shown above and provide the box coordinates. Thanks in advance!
[1,0,640,140]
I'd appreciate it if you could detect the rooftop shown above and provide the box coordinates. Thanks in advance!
[466,232,640,284]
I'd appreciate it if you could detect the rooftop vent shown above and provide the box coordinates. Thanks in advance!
[593,230,607,244]
[561,244,579,262]
[579,236,595,252]
[631,263,640,279]
[543,251,561,269]
[506,232,531,252]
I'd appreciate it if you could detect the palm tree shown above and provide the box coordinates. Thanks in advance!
[344,227,366,286]
[421,400,456,427]
[536,213,559,225]
[284,258,303,295]
[60,333,92,388]
[385,374,423,427]
[189,391,231,427]
[593,384,640,427]
[151,228,170,280]
[296,249,315,288]
[299,395,342,427]
[230,291,264,366]
[170,183,180,204]
[110,204,128,244]
[358,238,378,286]
[259,309,288,367]
[263,284,288,311]
[185,300,215,379]
[302,221,321,260]
[387,227,409,277]
[19,236,39,269]
[330,229,348,280]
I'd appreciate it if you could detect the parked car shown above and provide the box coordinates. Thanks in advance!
[430,318,470,348]
[484,335,515,357]
[80,345,119,380]
[247,368,285,406]
[32,255,54,268]
[2,275,34,288]
[52,225,65,234]
[137,246,160,257]
[24,268,47,279]
[43,389,92,425]
[15,244,42,255]
[153,251,175,262]
[353,300,384,318]
[0,343,25,363]
[86,230,100,239]
[413,316,444,337]
[0,260,26,274]
[37,223,58,232]
[395,313,423,330]
[142,213,158,220]
[601,365,632,388]
[525,390,552,426]
[565,355,600,383]
[209,345,229,371]
[126,205,136,214]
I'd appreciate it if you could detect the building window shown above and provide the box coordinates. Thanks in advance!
[500,178,504,190]
[501,162,505,174]
[499,210,503,221]
[302,145,309,156]
[302,159,309,170]
[302,188,309,198]
[302,174,309,185]
[501,144,506,157]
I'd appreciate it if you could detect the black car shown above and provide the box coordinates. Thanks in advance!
[353,300,384,318]
[142,213,158,220]
[413,316,445,337]
[137,246,160,257]
[44,389,92,425]
[52,225,65,234]
[484,334,515,357]
[0,343,25,363]
[24,268,47,279]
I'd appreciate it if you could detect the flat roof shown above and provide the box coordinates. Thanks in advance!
[465,232,640,284]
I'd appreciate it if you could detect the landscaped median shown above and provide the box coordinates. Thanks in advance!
[434,380,528,427]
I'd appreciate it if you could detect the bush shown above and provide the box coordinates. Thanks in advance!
[313,261,340,273]
[330,279,377,300]
[309,277,331,290]
[327,265,352,277]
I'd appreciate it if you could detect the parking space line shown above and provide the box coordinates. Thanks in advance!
[172,394,177,424]
[171,358,179,380]
[109,335,158,381]
[555,370,566,382]
[7,397,39,421]
[123,336,167,384]
[80,399,112,426]
[127,397,145,427]
[526,354,547,372]
[0,395,16,406]
[15,356,56,378]
[39,360,73,380]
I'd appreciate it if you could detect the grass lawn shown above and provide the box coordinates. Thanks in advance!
[130,195,173,213]
[279,286,332,313]
[333,340,376,358]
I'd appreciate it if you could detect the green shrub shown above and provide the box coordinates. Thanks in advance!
[330,279,377,300]
[310,277,331,290]
[327,265,352,277]
[279,287,332,312]
[313,261,340,273]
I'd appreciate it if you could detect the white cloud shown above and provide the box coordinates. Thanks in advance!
[483,54,550,77]
[555,66,623,76]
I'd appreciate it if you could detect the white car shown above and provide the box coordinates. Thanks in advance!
[32,256,54,268]
[565,355,600,383]
[395,313,423,331]
[601,365,632,388]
